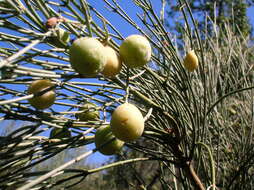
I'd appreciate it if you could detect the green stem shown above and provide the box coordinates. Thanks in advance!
[196,142,215,190]
[88,157,150,173]
[206,86,254,116]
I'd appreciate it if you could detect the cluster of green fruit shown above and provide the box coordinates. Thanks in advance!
[45,17,198,74]
[95,102,144,155]
[69,34,152,78]
[27,32,152,108]
[47,100,144,156]
[26,17,198,155]
[26,32,150,152]
[69,34,149,155]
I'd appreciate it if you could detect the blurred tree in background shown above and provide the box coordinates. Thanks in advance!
[0,0,253,190]
[166,0,253,36]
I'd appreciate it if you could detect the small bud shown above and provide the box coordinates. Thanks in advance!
[49,28,70,48]
[45,17,59,29]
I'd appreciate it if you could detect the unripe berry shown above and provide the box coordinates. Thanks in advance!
[110,103,144,142]
[183,50,199,72]
[50,127,71,139]
[101,46,122,78]
[69,37,107,77]
[95,125,124,155]
[76,102,100,121]
[28,79,55,110]
[119,35,151,68]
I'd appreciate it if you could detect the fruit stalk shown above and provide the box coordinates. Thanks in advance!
[183,162,205,190]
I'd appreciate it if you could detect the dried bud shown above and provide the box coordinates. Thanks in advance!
[45,17,59,29]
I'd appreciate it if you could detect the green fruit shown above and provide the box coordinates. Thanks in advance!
[95,125,124,155]
[101,46,122,78]
[119,35,151,68]
[50,127,71,139]
[76,102,100,121]
[183,50,199,72]
[110,103,144,142]
[28,79,55,110]
[69,37,107,77]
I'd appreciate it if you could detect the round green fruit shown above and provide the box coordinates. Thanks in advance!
[69,37,107,77]
[119,34,151,68]
[76,102,100,121]
[50,127,71,139]
[95,125,124,155]
[110,103,144,142]
[101,46,122,78]
[28,79,55,110]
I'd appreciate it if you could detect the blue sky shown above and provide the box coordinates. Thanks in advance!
[247,6,254,35]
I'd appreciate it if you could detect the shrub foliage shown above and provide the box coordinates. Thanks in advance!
[0,0,253,189]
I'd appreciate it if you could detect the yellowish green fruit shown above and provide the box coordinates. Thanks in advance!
[119,34,151,68]
[50,127,71,139]
[69,37,107,77]
[101,46,122,78]
[95,125,124,155]
[110,103,144,142]
[76,102,100,121]
[183,50,199,72]
[28,79,55,110]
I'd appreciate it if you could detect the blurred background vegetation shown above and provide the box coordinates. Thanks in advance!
[0,0,253,189]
